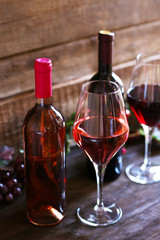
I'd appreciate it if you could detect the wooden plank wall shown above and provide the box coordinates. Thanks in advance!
[0,0,160,145]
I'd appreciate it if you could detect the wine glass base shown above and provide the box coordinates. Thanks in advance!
[125,161,160,184]
[77,202,122,227]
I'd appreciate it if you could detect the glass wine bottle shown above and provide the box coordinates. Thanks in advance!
[87,30,124,181]
[23,58,66,226]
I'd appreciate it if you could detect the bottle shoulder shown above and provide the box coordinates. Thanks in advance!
[23,103,65,132]
[90,72,123,92]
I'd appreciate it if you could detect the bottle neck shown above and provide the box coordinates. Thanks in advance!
[35,71,52,99]
[36,97,52,106]
[98,41,113,74]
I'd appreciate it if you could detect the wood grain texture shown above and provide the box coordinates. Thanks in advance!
[0,0,160,58]
[0,20,160,99]
[0,143,160,239]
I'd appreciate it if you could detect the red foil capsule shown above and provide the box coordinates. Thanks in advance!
[34,58,52,98]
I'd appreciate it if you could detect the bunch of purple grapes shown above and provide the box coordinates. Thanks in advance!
[0,146,25,203]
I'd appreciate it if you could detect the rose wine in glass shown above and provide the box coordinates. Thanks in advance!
[126,52,160,184]
[73,80,129,227]
[87,30,124,182]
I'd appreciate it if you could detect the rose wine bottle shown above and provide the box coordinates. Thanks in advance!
[23,58,66,226]
[87,30,124,181]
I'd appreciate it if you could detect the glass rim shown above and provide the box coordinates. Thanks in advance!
[136,52,160,66]
[81,80,121,95]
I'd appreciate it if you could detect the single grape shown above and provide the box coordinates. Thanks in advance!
[12,187,22,196]
[1,170,10,181]
[5,193,14,202]
[15,163,24,173]
[6,178,18,189]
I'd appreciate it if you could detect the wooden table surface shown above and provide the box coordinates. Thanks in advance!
[0,141,160,240]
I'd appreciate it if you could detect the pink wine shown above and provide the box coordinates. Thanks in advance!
[127,84,160,127]
[73,116,128,165]
[24,105,66,226]
[88,30,124,181]
[23,58,66,226]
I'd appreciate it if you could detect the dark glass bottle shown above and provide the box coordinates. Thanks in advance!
[23,58,66,226]
[87,30,123,181]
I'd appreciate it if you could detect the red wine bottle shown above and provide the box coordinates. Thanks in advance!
[23,58,66,226]
[87,30,124,181]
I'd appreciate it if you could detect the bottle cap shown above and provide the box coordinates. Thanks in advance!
[34,58,52,72]
[99,30,115,42]
[98,30,114,65]
[34,58,52,98]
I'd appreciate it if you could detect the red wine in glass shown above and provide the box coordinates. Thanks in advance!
[73,116,128,165]
[127,84,160,127]
[126,52,160,184]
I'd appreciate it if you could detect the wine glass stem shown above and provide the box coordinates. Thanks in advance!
[93,163,106,210]
[142,125,154,169]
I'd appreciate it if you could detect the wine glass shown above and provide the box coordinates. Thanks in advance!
[126,52,160,184]
[72,80,129,227]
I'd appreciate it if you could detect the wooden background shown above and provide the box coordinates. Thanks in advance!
[0,0,160,145]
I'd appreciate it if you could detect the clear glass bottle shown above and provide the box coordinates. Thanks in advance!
[87,30,123,181]
[23,58,66,226]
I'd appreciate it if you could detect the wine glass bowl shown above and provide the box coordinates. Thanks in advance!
[126,52,160,184]
[73,80,129,227]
